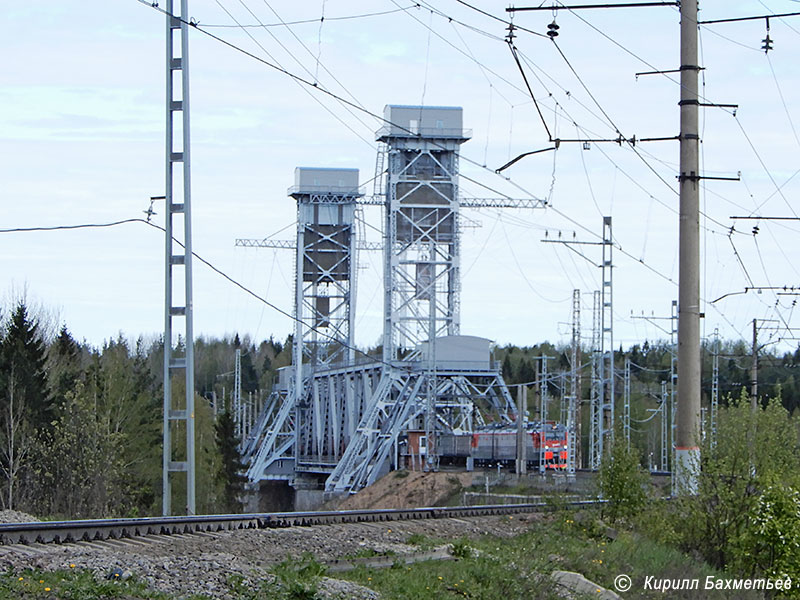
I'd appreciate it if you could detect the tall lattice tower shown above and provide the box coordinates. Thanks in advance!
[245,168,363,481]
[378,106,471,362]
[290,168,361,371]
[290,168,362,462]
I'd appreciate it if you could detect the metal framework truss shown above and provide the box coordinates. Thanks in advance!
[243,109,532,497]
[243,359,516,493]
[243,385,295,481]
[325,365,515,494]
[589,217,614,469]
[296,362,383,472]
[379,111,470,362]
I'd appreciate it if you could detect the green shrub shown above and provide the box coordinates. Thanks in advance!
[450,538,473,559]
[598,433,650,523]
[676,392,800,584]
[269,553,326,600]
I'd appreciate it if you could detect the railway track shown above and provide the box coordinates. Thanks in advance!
[0,499,603,546]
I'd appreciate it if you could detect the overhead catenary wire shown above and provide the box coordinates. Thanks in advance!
[733,115,800,220]
[130,0,795,349]
[766,54,800,149]
[452,0,549,39]
[510,32,741,237]
[199,5,418,28]
[1,217,395,370]
[214,0,376,147]
[139,0,547,205]
[475,51,766,341]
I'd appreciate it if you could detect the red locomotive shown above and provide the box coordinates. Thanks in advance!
[436,422,569,470]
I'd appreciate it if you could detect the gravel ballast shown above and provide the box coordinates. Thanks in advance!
[1,515,533,599]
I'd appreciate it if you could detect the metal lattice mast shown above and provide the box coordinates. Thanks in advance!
[565,379,576,477]
[601,217,614,456]
[569,289,581,472]
[660,381,669,472]
[670,300,678,491]
[541,356,550,422]
[711,327,720,449]
[624,357,631,450]
[234,348,242,439]
[162,0,195,516]
[539,356,550,474]
[590,290,602,469]
[546,219,612,469]
[378,106,470,363]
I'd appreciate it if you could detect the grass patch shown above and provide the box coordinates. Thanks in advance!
[406,533,433,549]
[0,568,191,600]
[341,510,765,600]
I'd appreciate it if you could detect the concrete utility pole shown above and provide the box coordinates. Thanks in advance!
[516,385,527,476]
[675,0,701,495]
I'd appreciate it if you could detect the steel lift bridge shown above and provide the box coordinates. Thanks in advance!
[242,106,541,497]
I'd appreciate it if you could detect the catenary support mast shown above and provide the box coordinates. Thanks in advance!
[163,0,196,516]
[676,0,701,494]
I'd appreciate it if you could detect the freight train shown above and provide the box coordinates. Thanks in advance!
[436,422,569,470]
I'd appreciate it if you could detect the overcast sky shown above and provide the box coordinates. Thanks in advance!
[2,1,800,353]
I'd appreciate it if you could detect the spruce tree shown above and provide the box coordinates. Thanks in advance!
[501,354,513,382]
[215,407,246,512]
[0,303,50,430]
[0,303,49,509]
[47,324,81,416]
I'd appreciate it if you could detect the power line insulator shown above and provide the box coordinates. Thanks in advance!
[547,21,560,39]
[762,34,773,53]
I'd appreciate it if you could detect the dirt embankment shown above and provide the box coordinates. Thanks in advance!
[334,471,473,510]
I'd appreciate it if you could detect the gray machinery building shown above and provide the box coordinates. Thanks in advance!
[244,106,518,500]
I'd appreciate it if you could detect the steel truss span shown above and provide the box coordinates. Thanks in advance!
[243,106,529,499]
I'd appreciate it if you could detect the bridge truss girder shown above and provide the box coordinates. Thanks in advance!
[324,364,516,495]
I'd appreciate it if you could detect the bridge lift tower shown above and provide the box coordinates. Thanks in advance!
[244,167,363,482]
[324,106,518,494]
[244,106,528,499]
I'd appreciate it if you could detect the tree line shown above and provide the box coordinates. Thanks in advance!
[0,301,292,518]
[1,296,799,519]
[497,339,800,415]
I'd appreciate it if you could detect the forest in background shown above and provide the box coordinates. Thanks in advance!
[1,298,799,519]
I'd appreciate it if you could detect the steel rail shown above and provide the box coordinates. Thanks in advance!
[0,500,604,546]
